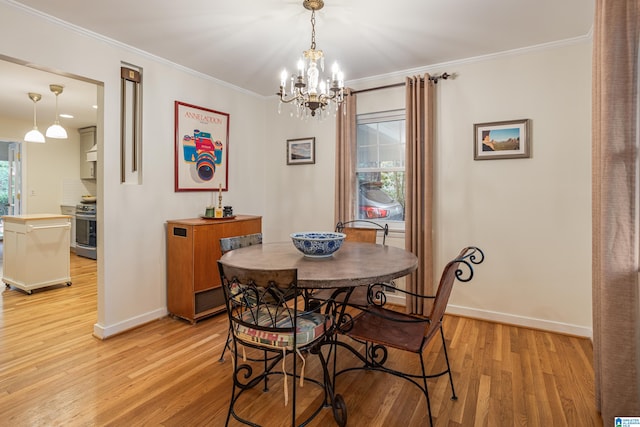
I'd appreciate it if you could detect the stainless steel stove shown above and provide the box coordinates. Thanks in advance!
[76,203,96,214]
[76,202,96,259]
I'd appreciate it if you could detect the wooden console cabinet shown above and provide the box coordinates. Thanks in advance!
[166,215,261,323]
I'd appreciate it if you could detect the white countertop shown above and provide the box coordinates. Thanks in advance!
[3,214,71,223]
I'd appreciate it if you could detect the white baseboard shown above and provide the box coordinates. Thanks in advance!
[89,303,592,340]
[93,307,168,339]
[446,304,592,339]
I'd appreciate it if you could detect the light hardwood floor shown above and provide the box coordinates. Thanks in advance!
[0,252,602,426]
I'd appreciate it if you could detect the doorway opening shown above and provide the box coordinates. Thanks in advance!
[0,141,21,241]
[0,159,8,239]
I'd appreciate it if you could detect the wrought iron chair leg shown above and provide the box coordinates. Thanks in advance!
[440,326,458,400]
[219,327,232,362]
[316,340,347,426]
[420,352,434,427]
[225,394,233,427]
[330,335,339,393]
[263,350,269,392]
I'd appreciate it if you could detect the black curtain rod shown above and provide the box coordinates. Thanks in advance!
[351,72,451,95]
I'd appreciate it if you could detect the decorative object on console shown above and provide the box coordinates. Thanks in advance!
[214,183,224,218]
[277,0,345,118]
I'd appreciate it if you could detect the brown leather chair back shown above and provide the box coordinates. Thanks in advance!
[342,227,378,244]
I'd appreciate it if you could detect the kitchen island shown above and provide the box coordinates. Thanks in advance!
[2,214,72,294]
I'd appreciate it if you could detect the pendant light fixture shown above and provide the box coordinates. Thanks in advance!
[24,92,45,143]
[46,84,68,139]
[277,0,345,118]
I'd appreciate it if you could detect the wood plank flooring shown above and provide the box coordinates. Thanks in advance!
[0,253,602,426]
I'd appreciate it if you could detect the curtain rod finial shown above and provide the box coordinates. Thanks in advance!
[431,72,451,84]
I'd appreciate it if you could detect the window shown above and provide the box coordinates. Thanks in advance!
[356,110,405,225]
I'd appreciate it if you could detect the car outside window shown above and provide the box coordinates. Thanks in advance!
[356,110,405,226]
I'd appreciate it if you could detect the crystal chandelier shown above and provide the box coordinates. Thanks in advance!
[277,0,345,118]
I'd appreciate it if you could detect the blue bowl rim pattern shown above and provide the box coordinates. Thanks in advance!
[290,232,347,240]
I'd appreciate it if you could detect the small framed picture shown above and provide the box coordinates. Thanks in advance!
[474,119,531,160]
[286,137,315,165]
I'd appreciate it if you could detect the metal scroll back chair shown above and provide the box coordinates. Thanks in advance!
[217,262,344,427]
[341,246,485,427]
[218,233,262,362]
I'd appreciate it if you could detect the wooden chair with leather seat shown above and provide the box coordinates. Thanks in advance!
[336,246,485,427]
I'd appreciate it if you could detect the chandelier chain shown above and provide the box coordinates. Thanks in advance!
[277,0,345,118]
[310,10,316,50]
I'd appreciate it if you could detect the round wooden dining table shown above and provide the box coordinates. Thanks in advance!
[219,241,418,289]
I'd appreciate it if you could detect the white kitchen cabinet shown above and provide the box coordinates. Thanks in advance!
[79,126,96,180]
[60,205,76,251]
[2,214,72,294]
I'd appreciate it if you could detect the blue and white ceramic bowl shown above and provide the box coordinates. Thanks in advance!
[290,232,347,258]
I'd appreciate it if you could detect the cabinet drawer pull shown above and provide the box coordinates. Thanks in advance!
[27,224,71,232]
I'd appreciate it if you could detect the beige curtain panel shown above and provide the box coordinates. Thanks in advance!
[334,88,357,223]
[592,0,640,422]
[405,74,435,315]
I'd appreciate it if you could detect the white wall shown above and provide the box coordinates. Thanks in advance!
[0,3,268,337]
[0,2,593,338]
[266,41,593,337]
[437,42,592,337]
[367,42,591,336]
[262,104,337,242]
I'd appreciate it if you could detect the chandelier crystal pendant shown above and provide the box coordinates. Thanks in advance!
[277,0,345,118]
[46,84,68,139]
[24,92,45,143]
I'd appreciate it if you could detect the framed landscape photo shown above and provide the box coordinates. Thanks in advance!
[286,137,315,165]
[174,101,230,192]
[474,119,531,160]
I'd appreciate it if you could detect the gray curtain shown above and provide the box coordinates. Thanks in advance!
[405,75,435,315]
[592,0,640,422]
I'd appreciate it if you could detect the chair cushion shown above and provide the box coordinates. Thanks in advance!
[234,305,332,350]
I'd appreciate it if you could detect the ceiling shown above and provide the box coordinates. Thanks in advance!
[1,0,594,133]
